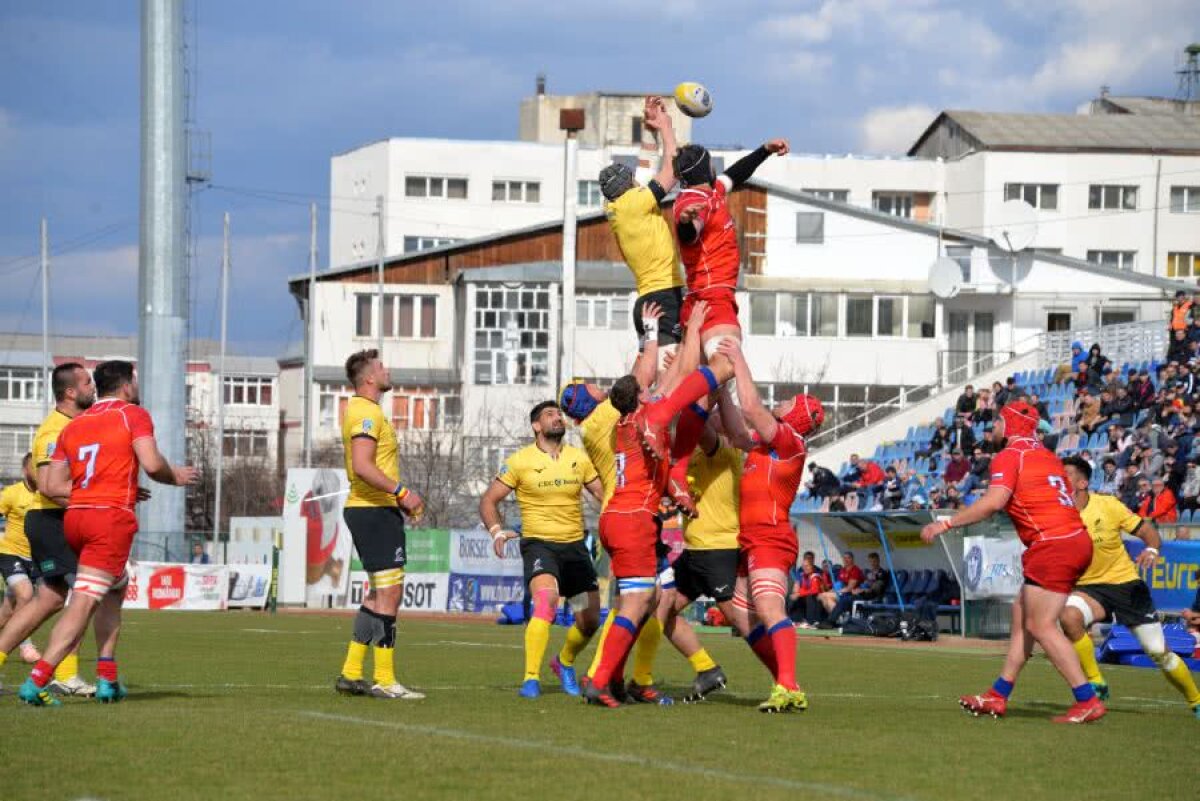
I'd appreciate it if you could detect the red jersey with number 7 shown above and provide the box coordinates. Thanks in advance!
[987,437,1085,545]
[51,398,154,512]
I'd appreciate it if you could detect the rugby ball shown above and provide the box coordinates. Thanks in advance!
[673,82,713,118]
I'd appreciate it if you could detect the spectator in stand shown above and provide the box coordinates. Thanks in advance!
[1097,458,1121,494]
[918,420,948,460]
[901,470,927,508]
[1037,420,1060,453]
[1168,329,1191,365]
[1029,392,1050,422]
[1101,365,1122,398]
[881,466,904,510]
[820,558,842,588]
[1106,423,1133,465]
[1138,442,1165,480]
[1077,392,1104,436]
[806,463,841,499]
[943,485,965,510]
[1120,465,1145,511]
[1129,369,1156,409]
[857,458,886,509]
[956,385,977,418]
[1169,290,1194,335]
[1084,343,1111,381]
[822,552,888,628]
[1140,477,1179,523]
[1078,449,1097,475]
[1163,449,1186,496]
[1109,385,1135,428]
[190,542,210,565]
[974,388,995,424]
[956,446,991,496]
[1179,459,1200,512]
[1004,375,1022,403]
[944,448,970,487]
[1174,404,1197,456]
[1179,362,1199,396]
[947,413,976,453]
[992,380,1009,408]
[839,454,864,492]
[817,552,865,628]
[788,553,827,628]
[1097,390,1117,428]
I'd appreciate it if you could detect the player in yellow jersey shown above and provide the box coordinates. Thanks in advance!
[0,363,96,696]
[600,96,685,355]
[0,453,44,665]
[1060,456,1200,719]
[479,401,605,699]
[334,349,426,701]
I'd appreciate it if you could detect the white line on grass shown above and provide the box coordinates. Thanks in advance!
[298,710,919,801]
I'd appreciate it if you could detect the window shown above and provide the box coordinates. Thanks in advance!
[750,293,777,336]
[812,294,837,337]
[1167,252,1200,279]
[795,212,824,244]
[578,180,603,207]
[1101,310,1136,327]
[1047,312,1072,332]
[1088,185,1137,210]
[317,382,353,429]
[804,189,849,202]
[876,297,902,338]
[404,175,467,200]
[1171,186,1200,213]
[0,424,35,456]
[223,376,274,406]
[355,295,373,337]
[492,180,541,203]
[872,192,913,218]
[576,293,630,330]
[1086,250,1136,271]
[846,297,873,337]
[222,430,269,459]
[946,245,973,282]
[748,292,841,338]
[390,389,461,431]
[908,296,936,339]
[631,117,643,144]
[473,285,551,386]
[1003,183,1059,210]
[402,235,459,253]
[0,368,43,403]
[379,294,437,339]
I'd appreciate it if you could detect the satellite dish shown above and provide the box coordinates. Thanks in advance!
[928,257,963,299]
[988,199,1038,253]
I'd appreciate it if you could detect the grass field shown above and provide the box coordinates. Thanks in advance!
[2,610,1195,801]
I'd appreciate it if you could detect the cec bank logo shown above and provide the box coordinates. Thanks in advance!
[964,544,983,592]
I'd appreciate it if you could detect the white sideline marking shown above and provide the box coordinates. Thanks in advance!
[429,639,522,650]
[299,710,916,801]
[241,628,319,634]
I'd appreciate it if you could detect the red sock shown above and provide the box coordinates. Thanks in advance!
[748,630,778,676]
[97,657,118,682]
[591,616,638,689]
[30,659,55,688]
[650,369,718,426]
[768,621,798,690]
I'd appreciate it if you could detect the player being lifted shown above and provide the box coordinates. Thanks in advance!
[599,97,685,360]
[1059,456,1200,719]
[637,137,790,513]
[19,360,197,706]
[716,340,824,712]
[921,402,1105,723]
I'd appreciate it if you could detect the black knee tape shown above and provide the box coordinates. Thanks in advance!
[376,613,397,648]
[352,607,376,645]
[359,606,397,647]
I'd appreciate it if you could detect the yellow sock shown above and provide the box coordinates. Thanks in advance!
[1072,634,1105,686]
[0,651,7,669]
[372,645,396,687]
[631,616,662,686]
[1160,652,1200,707]
[54,652,79,683]
[688,648,718,674]
[523,618,551,681]
[557,624,591,667]
[587,610,617,679]
[341,641,368,681]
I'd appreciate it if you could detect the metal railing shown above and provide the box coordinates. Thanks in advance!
[937,349,1013,387]
[1042,319,1168,370]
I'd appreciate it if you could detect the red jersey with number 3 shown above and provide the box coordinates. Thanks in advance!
[51,398,154,512]
[606,414,668,515]
[987,437,1084,545]
[739,422,808,533]
[674,177,740,293]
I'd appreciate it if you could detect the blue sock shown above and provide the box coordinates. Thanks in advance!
[1072,683,1096,703]
[745,624,767,646]
[992,677,1014,698]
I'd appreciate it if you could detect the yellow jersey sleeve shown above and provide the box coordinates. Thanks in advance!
[342,396,400,508]
[581,399,620,506]
[30,411,69,510]
[574,447,599,485]
[0,483,14,516]
[1077,494,1142,586]
[497,452,522,490]
[346,401,383,441]
[1109,501,1143,535]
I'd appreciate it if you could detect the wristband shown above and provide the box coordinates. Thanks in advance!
[939,519,953,533]
[394,484,409,501]
[489,524,506,540]
[1144,547,1159,556]
[642,317,659,336]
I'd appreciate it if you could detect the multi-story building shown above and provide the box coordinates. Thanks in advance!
[0,334,280,485]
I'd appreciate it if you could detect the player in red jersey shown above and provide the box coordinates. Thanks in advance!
[584,374,671,708]
[715,340,824,713]
[921,401,1105,724]
[17,361,197,707]
[638,139,789,514]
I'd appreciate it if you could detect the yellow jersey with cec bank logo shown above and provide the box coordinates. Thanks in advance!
[498,443,598,543]
[342,395,400,508]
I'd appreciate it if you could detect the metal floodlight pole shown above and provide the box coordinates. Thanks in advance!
[376,194,385,354]
[40,218,49,416]
[138,0,188,557]
[559,109,584,384]
[303,202,317,467]
[213,212,229,546]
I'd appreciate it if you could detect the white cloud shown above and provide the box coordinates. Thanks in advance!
[858,103,936,154]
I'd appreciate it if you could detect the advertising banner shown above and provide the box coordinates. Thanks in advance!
[960,536,1025,600]
[1127,539,1200,611]
[226,563,273,609]
[345,569,450,612]
[447,528,523,613]
[124,563,229,611]
[283,468,352,608]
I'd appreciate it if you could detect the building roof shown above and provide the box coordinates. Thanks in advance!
[0,333,269,371]
[456,261,634,289]
[1095,96,1200,116]
[908,110,1200,156]
[312,366,458,387]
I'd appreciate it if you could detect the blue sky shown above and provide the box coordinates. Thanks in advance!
[0,0,1193,355]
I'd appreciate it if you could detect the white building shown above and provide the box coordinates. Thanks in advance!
[0,335,280,485]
